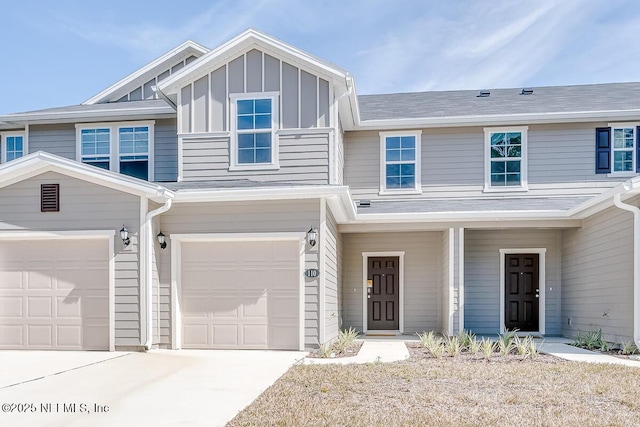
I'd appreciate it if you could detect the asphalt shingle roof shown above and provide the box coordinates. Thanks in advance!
[358,82,640,121]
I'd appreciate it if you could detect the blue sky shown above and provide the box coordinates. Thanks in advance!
[1,0,640,114]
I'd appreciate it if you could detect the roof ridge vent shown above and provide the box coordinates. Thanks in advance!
[520,88,534,95]
[477,90,490,97]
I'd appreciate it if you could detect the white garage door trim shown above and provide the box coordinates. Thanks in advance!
[0,230,116,351]
[170,233,306,351]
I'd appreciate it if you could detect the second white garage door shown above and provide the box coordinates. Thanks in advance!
[181,240,300,350]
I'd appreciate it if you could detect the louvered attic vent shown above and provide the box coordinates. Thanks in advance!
[41,184,60,212]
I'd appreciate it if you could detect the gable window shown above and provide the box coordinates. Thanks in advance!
[484,127,528,191]
[76,121,154,180]
[596,124,640,175]
[230,93,279,170]
[2,132,26,163]
[379,131,422,194]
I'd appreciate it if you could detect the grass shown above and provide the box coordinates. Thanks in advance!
[228,350,640,427]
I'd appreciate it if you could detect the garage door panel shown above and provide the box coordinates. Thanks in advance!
[182,296,211,318]
[0,239,109,350]
[181,240,300,350]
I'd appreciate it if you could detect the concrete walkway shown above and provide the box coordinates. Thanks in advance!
[538,341,640,367]
[303,340,410,365]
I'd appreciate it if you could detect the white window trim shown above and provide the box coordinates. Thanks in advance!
[483,126,528,192]
[378,130,422,195]
[499,248,546,336]
[361,251,405,334]
[76,121,155,181]
[608,122,639,175]
[229,92,280,171]
[1,131,27,163]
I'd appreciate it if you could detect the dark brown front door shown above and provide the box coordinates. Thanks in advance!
[367,257,399,330]
[505,254,539,332]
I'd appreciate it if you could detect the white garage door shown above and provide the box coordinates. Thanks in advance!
[0,239,109,350]
[181,240,300,350]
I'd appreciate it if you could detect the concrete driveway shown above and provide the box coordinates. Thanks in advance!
[0,349,306,427]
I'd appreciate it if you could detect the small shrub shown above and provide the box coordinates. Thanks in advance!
[430,343,446,359]
[417,331,438,348]
[497,330,517,356]
[333,327,359,353]
[317,341,333,358]
[444,336,462,357]
[480,338,495,360]
[512,335,539,358]
[457,330,476,349]
[599,339,612,353]
[620,341,638,355]
[468,336,481,355]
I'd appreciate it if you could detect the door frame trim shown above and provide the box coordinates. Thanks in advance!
[361,251,405,334]
[0,230,116,351]
[499,248,546,335]
[170,232,306,351]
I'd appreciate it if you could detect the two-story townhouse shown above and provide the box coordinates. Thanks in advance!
[0,29,639,352]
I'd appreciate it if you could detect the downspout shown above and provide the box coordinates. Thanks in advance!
[613,188,640,349]
[143,193,173,350]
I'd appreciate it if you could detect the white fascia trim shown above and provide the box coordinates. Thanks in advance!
[83,41,209,105]
[0,152,173,200]
[356,209,574,223]
[499,248,546,336]
[568,177,640,218]
[355,110,640,130]
[158,29,348,95]
[361,251,405,334]
[0,106,175,123]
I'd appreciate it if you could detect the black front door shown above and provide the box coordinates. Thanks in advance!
[504,254,539,332]
[367,257,399,330]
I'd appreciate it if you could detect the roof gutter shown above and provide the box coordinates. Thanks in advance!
[152,85,177,110]
[143,193,173,350]
[613,188,640,350]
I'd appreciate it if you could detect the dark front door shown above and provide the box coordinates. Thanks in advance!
[505,254,539,332]
[367,257,399,330]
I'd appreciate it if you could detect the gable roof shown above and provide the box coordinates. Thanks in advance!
[0,151,173,202]
[0,99,174,125]
[83,40,209,105]
[358,82,640,129]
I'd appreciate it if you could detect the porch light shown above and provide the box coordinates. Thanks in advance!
[157,231,167,249]
[307,227,318,247]
[120,225,130,247]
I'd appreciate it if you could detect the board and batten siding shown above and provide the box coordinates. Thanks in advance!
[561,201,635,343]
[341,232,442,333]
[178,48,331,134]
[28,122,179,183]
[157,199,322,348]
[181,132,330,184]
[464,229,562,335]
[324,206,342,343]
[0,171,142,347]
[344,123,628,200]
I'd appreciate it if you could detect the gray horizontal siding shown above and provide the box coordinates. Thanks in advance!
[29,124,76,159]
[158,199,322,348]
[0,171,141,348]
[342,232,442,333]
[561,201,635,343]
[154,119,178,182]
[464,229,562,335]
[181,132,330,184]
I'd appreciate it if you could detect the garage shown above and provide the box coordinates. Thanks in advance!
[0,238,110,350]
[179,239,302,350]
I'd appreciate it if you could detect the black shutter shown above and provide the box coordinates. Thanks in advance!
[595,127,611,174]
[636,126,640,173]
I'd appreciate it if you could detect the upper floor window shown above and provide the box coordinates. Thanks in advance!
[2,133,26,162]
[76,121,154,181]
[379,131,422,194]
[596,124,640,175]
[230,93,279,170]
[484,127,528,191]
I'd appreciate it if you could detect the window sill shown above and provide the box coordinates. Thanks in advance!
[607,172,638,178]
[229,164,280,172]
[378,189,423,196]
[483,186,529,193]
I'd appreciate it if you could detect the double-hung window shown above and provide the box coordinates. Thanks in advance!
[612,126,635,173]
[230,93,279,170]
[2,133,26,162]
[595,124,640,175]
[484,127,528,191]
[76,122,154,180]
[379,131,422,194]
